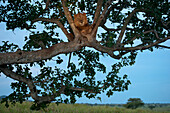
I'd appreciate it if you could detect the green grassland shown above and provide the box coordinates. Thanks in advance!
[0,102,170,113]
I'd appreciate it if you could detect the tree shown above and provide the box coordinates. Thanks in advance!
[124,98,144,109]
[0,0,169,110]
[148,104,156,110]
[0,95,7,100]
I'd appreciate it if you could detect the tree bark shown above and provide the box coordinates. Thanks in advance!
[0,41,82,65]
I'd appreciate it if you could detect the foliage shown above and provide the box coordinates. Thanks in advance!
[0,0,169,110]
[148,104,156,110]
[124,98,144,109]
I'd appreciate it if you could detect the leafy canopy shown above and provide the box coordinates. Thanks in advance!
[0,0,169,110]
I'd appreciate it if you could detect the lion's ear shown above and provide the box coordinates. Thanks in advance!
[83,13,86,16]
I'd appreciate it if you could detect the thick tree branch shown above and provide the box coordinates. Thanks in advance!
[32,18,73,41]
[61,0,80,37]
[0,41,82,65]
[87,41,121,59]
[87,35,170,59]
[93,0,104,24]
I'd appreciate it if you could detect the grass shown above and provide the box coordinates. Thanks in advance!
[0,102,170,113]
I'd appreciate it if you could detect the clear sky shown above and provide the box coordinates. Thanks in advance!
[0,22,170,104]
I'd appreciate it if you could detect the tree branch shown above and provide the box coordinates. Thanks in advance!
[116,9,146,46]
[0,65,99,102]
[93,0,104,24]
[122,30,160,45]
[156,45,170,49]
[0,41,82,65]
[119,36,170,51]
[37,41,46,49]
[163,21,170,27]
[100,2,122,26]
[0,66,65,104]
[32,18,73,41]
[61,0,80,37]
[87,35,170,58]
[0,66,39,102]
[92,0,113,36]
[101,24,135,32]
[161,21,170,30]
[45,0,50,9]
[69,87,99,93]
[87,41,122,59]
[0,66,30,83]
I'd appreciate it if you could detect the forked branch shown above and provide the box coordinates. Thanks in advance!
[92,0,113,36]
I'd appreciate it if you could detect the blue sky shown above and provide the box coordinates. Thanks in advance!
[0,21,170,104]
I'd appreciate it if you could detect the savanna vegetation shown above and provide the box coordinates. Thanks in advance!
[0,102,170,113]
